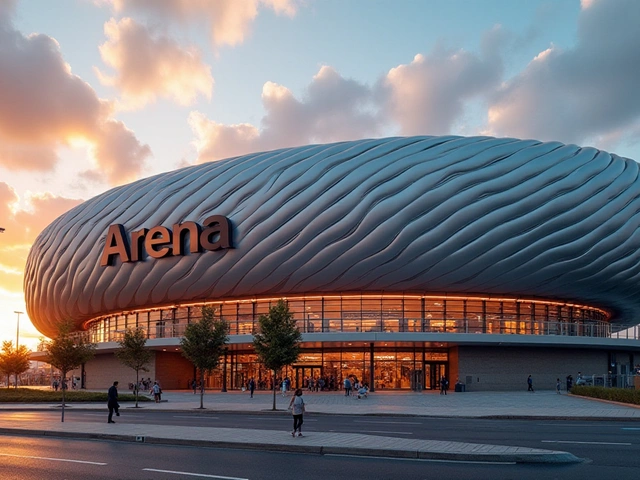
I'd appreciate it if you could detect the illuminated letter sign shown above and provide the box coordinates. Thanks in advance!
[100,217,232,267]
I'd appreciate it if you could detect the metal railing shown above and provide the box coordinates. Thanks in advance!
[575,374,640,389]
[85,317,620,343]
[610,325,640,340]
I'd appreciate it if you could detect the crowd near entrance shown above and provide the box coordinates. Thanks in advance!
[193,347,450,392]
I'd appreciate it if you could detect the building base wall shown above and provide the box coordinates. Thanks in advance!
[59,343,636,392]
[155,351,195,390]
[82,352,157,391]
[457,346,608,391]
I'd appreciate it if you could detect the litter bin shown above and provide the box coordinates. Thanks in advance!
[454,383,466,392]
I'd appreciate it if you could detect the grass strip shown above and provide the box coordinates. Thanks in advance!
[0,388,150,403]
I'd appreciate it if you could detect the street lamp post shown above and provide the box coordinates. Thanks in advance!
[14,311,23,348]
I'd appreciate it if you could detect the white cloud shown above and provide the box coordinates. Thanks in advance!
[107,0,298,47]
[190,66,383,162]
[96,17,214,108]
[381,26,505,136]
[487,0,640,146]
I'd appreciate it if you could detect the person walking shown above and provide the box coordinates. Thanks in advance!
[556,378,562,394]
[527,375,534,392]
[343,377,352,396]
[152,381,161,403]
[440,376,448,395]
[107,381,120,424]
[289,388,306,437]
[248,377,256,398]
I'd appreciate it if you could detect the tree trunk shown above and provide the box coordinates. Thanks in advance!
[272,370,277,411]
[199,371,205,409]
[14,373,18,388]
[61,371,66,423]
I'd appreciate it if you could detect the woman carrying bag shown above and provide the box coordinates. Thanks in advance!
[289,388,305,437]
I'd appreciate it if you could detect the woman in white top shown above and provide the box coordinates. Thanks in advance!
[289,388,305,437]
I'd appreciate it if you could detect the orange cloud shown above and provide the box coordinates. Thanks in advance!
[0,15,151,185]
[108,0,297,47]
[97,17,213,108]
[0,182,82,294]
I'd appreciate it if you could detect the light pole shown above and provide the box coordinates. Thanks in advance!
[14,311,23,348]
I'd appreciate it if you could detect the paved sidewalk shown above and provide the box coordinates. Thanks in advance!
[1,390,638,464]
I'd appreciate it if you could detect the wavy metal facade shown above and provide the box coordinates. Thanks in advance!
[24,136,640,338]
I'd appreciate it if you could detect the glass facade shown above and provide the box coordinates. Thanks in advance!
[86,294,610,343]
[81,294,613,391]
[188,347,448,391]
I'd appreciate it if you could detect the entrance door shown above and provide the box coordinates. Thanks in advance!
[294,366,322,389]
[424,362,447,390]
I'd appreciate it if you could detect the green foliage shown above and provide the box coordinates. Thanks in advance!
[44,321,95,376]
[571,385,640,405]
[253,299,302,373]
[115,327,153,407]
[43,321,96,421]
[181,306,230,372]
[115,328,152,371]
[0,341,32,388]
[0,388,149,403]
[180,306,229,408]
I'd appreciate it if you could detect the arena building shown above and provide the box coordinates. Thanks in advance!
[25,136,640,391]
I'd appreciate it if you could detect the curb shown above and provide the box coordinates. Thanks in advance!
[567,394,640,410]
[0,427,583,464]
[2,406,640,422]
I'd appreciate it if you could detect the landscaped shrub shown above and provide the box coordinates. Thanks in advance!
[0,388,149,403]
[571,385,640,406]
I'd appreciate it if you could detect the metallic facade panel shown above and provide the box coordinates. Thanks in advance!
[23,136,640,337]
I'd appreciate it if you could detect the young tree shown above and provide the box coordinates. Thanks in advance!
[0,341,31,388]
[44,321,95,422]
[180,306,229,409]
[0,341,12,388]
[115,327,153,408]
[253,299,302,411]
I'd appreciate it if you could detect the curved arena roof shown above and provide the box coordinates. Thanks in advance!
[24,136,640,337]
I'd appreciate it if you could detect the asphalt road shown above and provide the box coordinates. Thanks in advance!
[1,433,640,480]
[1,410,639,469]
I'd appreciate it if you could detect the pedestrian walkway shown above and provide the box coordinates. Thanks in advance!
[1,390,638,464]
[4,389,638,419]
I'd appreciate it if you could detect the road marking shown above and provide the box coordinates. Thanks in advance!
[0,453,107,465]
[537,423,616,427]
[245,416,317,422]
[172,415,220,419]
[622,428,640,430]
[142,468,248,479]
[542,440,632,446]
[353,420,422,425]
[82,413,145,418]
[325,454,515,465]
[328,429,412,435]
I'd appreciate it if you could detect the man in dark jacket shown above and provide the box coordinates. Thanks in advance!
[107,381,120,423]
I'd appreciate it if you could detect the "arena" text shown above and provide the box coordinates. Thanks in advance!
[100,215,232,266]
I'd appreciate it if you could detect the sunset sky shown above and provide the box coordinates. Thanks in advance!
[1,0,639,350]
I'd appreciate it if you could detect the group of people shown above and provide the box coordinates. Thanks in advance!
[526,373,584,393]
[129,378,155,394]
[52,377,79,391]
[342,376,370,398]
